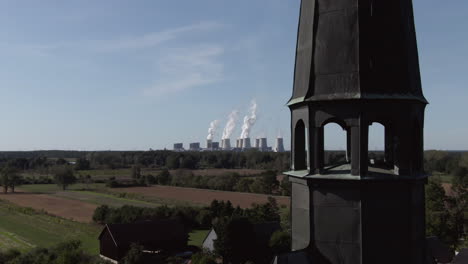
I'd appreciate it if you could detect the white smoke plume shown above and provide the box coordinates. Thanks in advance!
[222,110,239,140]
[207,120,220,140]
[277,129,283,139]
[240,100,258,139]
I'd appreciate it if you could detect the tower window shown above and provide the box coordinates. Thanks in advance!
[368,122,386,168]
[294,120,307,171]
[324,122,347,167]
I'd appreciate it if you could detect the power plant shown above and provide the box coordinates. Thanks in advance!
[174,136,282,152]
[171,101,285,152]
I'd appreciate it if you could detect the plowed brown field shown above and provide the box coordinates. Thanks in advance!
[112,185,290,208]
[0,192,97,223]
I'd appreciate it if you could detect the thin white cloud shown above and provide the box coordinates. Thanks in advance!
[0,21,222,55]
[90,21,222,52]
[143,45,224,96]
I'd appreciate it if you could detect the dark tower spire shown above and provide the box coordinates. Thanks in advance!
[285,0,428,263]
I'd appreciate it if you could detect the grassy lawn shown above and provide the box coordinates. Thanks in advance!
[19,184,163,208]
[430,173,454,183]
[55,190,160,208]
[0,200,100,254]
[188,230,210,247]
[76,168,132,180]
[19,184,202,208]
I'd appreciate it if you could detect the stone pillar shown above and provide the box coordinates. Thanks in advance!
[311,127,324,174]
[346,128,352,163]
[351,121,368,176]
[393,121,411,175]
[384,126,394,167]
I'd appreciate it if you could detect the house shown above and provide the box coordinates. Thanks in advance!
[453,248,468,264]
[98,219,188,263]
[202,222,281,252]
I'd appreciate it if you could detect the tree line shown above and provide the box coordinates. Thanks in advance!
[0,150,291,172]
[114,168,292,196]
[93,197,285,230]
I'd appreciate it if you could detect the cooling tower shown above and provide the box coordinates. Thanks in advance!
[207,139,213,149]
[189,142,200,151]
[255,138,260,148]
[275,137,285,152]
[173,143,184,151]
[222,139,231,149]
[236,139,242,148]
[259,138,268,150]
[242,138,251,149]
[211,142,220,150]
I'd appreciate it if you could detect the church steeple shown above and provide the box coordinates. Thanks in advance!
[285,1,428,263]
[288,0,427,178]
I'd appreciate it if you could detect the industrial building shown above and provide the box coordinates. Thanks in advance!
[173,143,184,151]
[173,137,285,152]
[189,142,200,151]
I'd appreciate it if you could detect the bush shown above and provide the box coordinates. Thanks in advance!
[191,251,217,264]
[156,169,171,185]
[269,230,291,254]
[54,166,77,190]
[93,205,110,224]
[146,174,157,185]
[2,240,105,264]
[106,177,119,188]
[122,243,144,264]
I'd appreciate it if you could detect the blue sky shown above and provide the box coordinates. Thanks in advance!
[0,0,466,151]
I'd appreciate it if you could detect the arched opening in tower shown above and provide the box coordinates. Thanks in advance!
[368,122,386,168]
[294,120,307,171]
[324,123,347,167]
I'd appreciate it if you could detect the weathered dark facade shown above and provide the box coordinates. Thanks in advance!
[285,0,428,263]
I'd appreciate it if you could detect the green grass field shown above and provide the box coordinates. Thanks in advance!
[0,200,101,254]
[0,199,214,255]
[188,230,210,247]
[19,184,198,208]
[431,173,454,183]
[55,190,160,208]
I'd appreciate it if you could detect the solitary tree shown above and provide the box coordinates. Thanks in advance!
[54,167,77,190]
[269,230,291,255]
[131,165,141,179]
[0,170,10,194]
[0,166,21,194]
[157,169,171,185]
[9,173,22,193]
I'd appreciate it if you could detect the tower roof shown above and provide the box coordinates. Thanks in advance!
[289,0,427,106]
